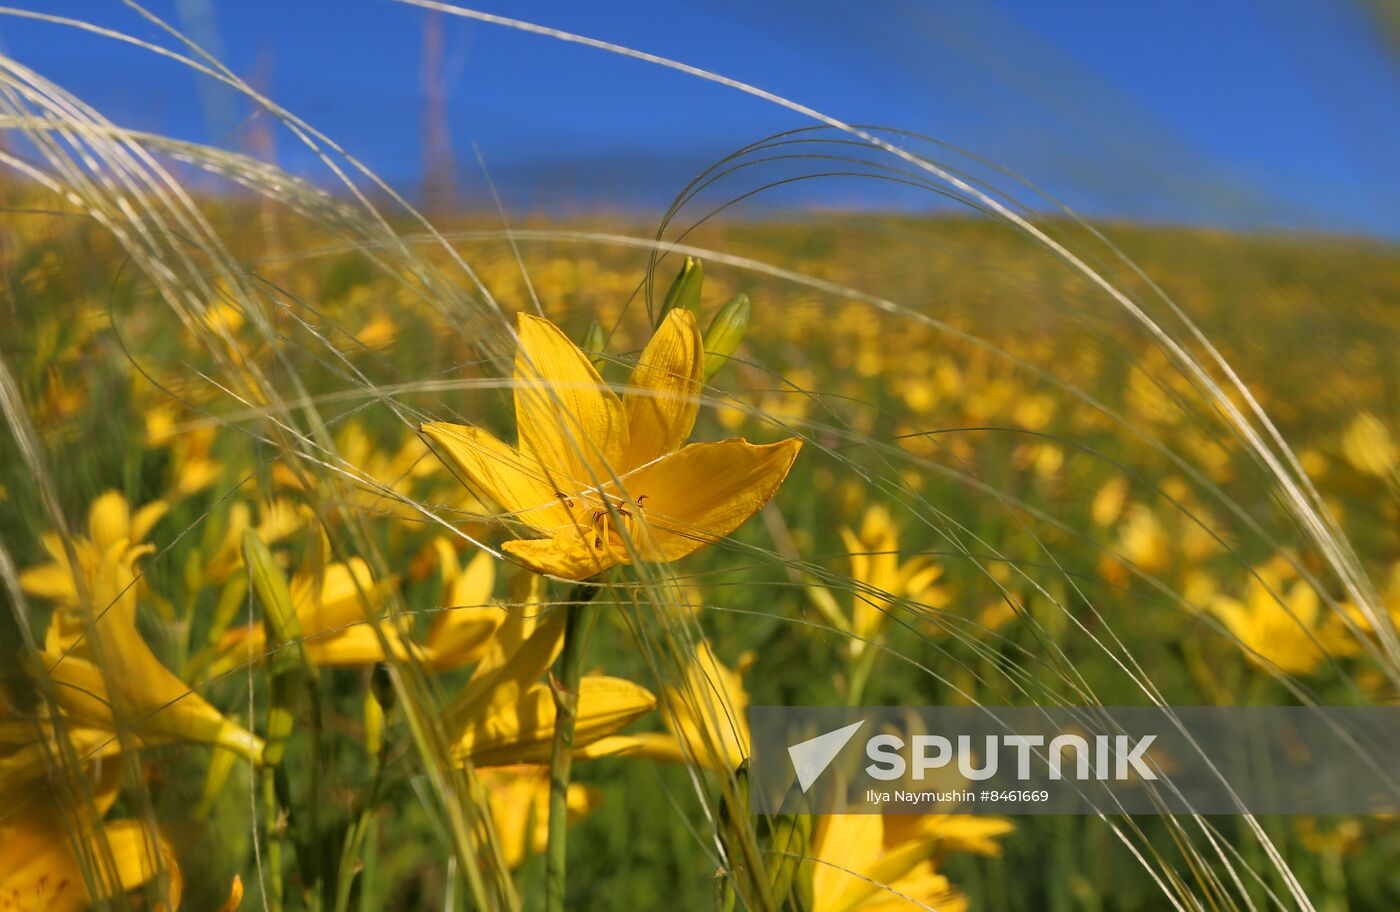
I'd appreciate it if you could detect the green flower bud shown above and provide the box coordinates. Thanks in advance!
[581,319,607,372]
[703,294,751,380]
[658,256,703,325]
[363,688,385,757]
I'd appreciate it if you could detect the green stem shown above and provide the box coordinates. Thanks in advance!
[308,684,324,902]
[845,642,879,707]
[332,749,388,912]
[262,766,284,912]
[544,581,600,912]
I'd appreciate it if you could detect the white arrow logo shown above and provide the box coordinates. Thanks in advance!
[787,720,866,792]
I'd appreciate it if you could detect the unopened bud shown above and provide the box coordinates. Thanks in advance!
[658,256,703,325]
[703,294,750,380]
[242,530,298,647]
[581,320,607,372]
[363,688,385,757]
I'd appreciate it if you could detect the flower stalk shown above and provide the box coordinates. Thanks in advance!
[544,581,601,912]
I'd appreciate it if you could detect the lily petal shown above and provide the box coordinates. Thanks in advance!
[449,609,566,728]
[427,550,504,669]
[19,562,78,603]
[0,811,179,911]
[455,675,656,766]
[626,437,803,561]
[623,308,704,470]
[42,652,264,763]
[573,731,687,763]
[88,491,132,552]
[502,535,613,580]
[514,313,628,492]
[421,422,572,532]
[289,558,379,633]
[130,500,170,544]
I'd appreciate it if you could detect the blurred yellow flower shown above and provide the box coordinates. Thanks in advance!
[480,765,601,868]
[810,505,948,655]
[18,493,263,764]
[198,498,303,588]
[1339,559,1400,641]
[1208,560,1359,675]
[19,491,167,605]
[1341,412,1398,479]
[145,406,223,496]
[1115,504,1170,575]
[448,596,655,766]
[0,795,181,912]
[808,811,1010,912]
[1091,476,1128,527]
[216,545,503,673]
[579,641,752,770]
[424,310,801,579]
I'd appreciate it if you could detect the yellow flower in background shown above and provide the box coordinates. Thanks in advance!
[424,310,802,579]
[0,797,182,912]
[1114,505,1170,576]
[354,309,398,350]
[808,810,1010,912]
[145,405,224,496]
[448,593,655,766]
[1091,476,1129,527]
[480,765,602,868]
[38,366,87,427]
[580,641,752,770]
[215,545,501,673]
[19,491,167,606]
[1341,411,1399,479]
[269,422,443,523]
[18,492,263,764]
[216,557,388,671]
[423,538,508,665]
[880,814,1016,861]
[1098,502,1171,588]
[810,505,948,654]
[1208,559,1359,676]
[1339,559,1400,640]
[198,498,303,588]
[0,718,121,808]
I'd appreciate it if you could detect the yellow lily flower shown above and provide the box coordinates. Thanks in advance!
[1339,560,1400,639]
[448,593,656,766]
[0,680,129,810]
[880,814,1016,860]
[1341,411,1398,479]
[0,768,182,911]
[18,491,167,606]
[424,539,508,666]
[18,494,263,767]
[578,641,751,771]
[808,506,948,655]
[197,498,303,589]
[145,405,224,496]
[215,546,501,672]
[809,812,1010,912]
[841,506,948,651]
[271,421,446,522]
[479,765,602,868]
[1208,559,1360,676]
[423,309,802,580]
[1113,504,1171,577]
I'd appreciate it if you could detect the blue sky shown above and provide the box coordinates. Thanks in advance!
[3,1,1398,237]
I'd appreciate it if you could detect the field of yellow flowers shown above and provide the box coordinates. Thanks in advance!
[2,156,1399,912]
